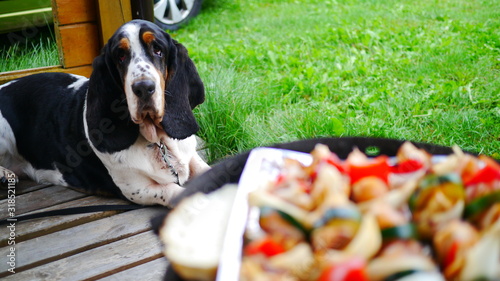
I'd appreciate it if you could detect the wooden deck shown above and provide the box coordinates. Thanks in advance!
[0,180,169,280]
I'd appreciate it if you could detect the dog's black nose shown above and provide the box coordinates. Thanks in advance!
[132,80,156,98]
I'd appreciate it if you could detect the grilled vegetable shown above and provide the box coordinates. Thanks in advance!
[385,271,445,281]
[395,142,432,170]
[311,208,362,251]
[259,206,308,248]
[367,240,439,281]
[383,270,420,281]
[464,191,500,221]
[433,220,479,280]
[244,235,286,257]
[268,242,315,279]
[392,159,424,174]
[357,179,419,213]
[367,202,408,230]
[367,254,439,281]
[464,155,500,187]
[317,257,368,281]
[241,242,315,281]
[314,207,362,228]
[381,223,418,242]
[351,176,389,203]
[346,149,390,185]
[318,212,382,261]
[410,173,465,237]
[341,213,381,259]
[459,219,500,281]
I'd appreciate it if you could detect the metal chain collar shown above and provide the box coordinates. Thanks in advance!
[158,141,180,184]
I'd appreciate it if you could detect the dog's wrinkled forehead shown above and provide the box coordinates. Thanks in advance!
[107,20,171,87]
[118,22,158,59]
[116,21,168,87]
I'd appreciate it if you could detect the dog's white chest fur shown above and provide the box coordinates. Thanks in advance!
[96,135,195,187]
[83,99,208,206]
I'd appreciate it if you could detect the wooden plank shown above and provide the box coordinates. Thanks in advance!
[0,185,86,220]
[56,23,99,68]
[100,257,169,281]
[62,65,94,78]
[0,66,63,85]
[97,0,132,46]
[0,64,94,85]
[52,0,97,26]
[3,231,164,281]
[0,196,131,246]
[0,181,51,200]
[0,207,165,276]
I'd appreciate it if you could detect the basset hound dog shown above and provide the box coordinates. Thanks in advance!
[0,20,209,207]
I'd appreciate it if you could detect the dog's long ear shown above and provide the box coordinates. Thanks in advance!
[161,38,205,140]
[88,39,125,99]
[174,41,205,109]
[86,38,139,152]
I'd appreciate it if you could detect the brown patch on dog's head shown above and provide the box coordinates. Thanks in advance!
[119,38,130,50]
[143,31,156,45]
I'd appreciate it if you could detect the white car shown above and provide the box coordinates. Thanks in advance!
[154,0,203,31]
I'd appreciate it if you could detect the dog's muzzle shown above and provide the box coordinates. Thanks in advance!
[132,80,156,99]
[128,78,165,144]
[135,113,164,144]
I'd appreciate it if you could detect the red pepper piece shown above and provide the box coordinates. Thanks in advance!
[391,159,424,174]
[465,156,500,186]
[348,156,390,184]
[317,257,369,281]
[244,236,285,257]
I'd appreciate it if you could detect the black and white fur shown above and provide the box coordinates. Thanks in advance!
[0,20,209,207]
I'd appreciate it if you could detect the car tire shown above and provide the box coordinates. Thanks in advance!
[153,0,202,31]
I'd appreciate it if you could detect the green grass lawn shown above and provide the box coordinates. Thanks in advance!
[169,0,500,162]
[0,26,59,71]
[1,0,498,163]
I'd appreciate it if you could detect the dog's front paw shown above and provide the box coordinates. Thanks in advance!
[0,167,18,188]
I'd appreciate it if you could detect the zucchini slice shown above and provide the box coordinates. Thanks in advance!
[464,191,500,220]
[314,207,362,228]
[381,223,418,242]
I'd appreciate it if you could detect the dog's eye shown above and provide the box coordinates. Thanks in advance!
[153,45,162,57]
[117,49,127,63]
